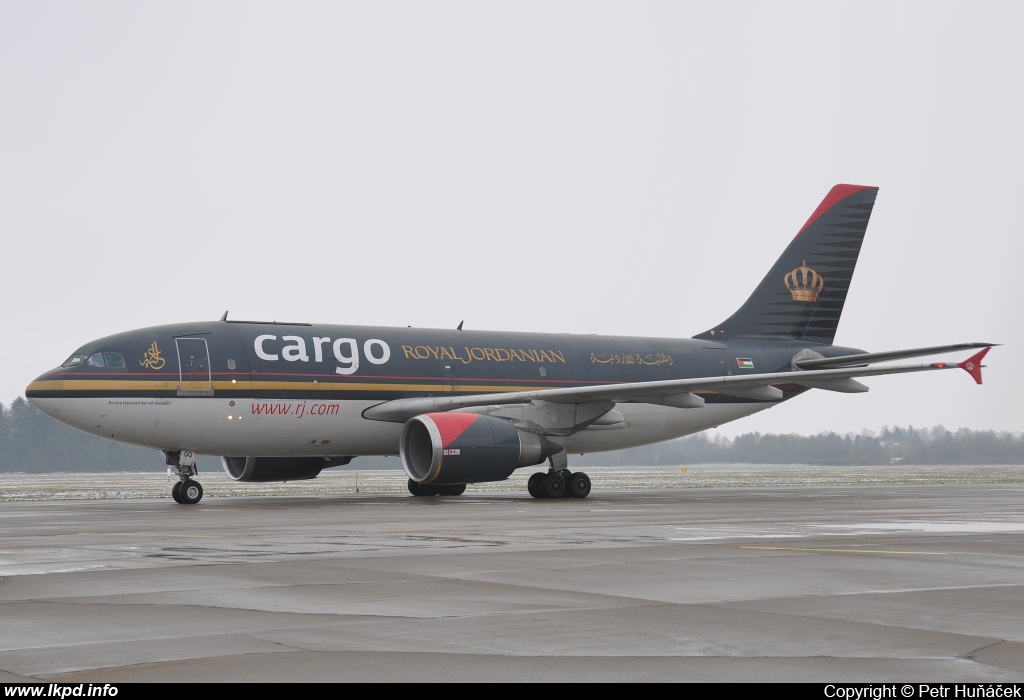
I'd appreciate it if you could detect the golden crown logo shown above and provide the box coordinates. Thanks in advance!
[784,260,824,302]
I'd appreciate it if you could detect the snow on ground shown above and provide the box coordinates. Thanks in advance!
[1,464,1022,501]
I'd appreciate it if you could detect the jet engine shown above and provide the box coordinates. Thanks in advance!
[220,455,353,482]
[400,412,559,485]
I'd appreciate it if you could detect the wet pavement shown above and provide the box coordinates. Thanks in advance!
[0,468,1022,682]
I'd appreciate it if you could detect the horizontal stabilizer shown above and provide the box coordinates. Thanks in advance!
[794,343,996,370]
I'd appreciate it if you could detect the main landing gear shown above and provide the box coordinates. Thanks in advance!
[165,450,204,505]
[527,470,591,499]
[407,479,467,497]
[528,449,591,499]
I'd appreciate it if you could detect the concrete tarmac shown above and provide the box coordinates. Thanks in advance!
[1,476,1023,682]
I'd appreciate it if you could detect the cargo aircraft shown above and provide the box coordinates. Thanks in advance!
[26,185,993,503]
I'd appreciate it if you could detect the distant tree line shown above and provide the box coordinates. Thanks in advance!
[1,396,1022,473]
[1,397,170,473]
[578,425,1024,466]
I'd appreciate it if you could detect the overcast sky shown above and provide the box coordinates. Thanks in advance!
[2,1,1022,438]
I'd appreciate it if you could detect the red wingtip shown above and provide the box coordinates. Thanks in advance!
[958,347,991,385]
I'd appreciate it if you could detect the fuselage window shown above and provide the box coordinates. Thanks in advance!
[86,352,106,368]
[104,352,126,368]
[62,354,88,368]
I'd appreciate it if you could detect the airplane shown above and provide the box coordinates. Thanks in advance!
[25,184,993,504]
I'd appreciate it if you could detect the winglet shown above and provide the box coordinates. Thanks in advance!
[957,347,991,385]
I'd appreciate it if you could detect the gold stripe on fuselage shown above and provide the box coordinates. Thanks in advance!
[37,379,560,395]
[63,379,181,391]
[25,380,63,392]
[34,379,728,399]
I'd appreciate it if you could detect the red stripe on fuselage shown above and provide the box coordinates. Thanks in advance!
[56,370,620,386]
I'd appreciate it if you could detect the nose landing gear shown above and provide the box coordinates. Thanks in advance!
[176,480,203,504]
[165,450,204,505]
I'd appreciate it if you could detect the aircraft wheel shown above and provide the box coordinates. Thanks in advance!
[543,473,565,499]
[179,480,203,505]
[568,472,592,499]
[420,484,441,497]
[527,472,546,499]
[171,481,184,504]
[407,479,423,497]
[443,484,467,496]
[561,471,575,497]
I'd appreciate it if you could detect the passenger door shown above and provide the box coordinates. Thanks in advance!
[176,337,214,397]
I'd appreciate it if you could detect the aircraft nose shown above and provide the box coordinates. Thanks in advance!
[25,372,63,417]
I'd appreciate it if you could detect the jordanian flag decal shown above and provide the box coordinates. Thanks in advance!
[736,358,754,369]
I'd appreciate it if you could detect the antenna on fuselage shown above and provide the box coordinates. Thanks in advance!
[457,320,464,331]
[220,310,229,321]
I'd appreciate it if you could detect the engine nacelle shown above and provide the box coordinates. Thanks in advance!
[400,412,559,485]
[221,455,353,482]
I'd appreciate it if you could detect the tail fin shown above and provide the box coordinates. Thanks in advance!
[694,184,878,345]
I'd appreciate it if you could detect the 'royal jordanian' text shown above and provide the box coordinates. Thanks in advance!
[401,346,565,364]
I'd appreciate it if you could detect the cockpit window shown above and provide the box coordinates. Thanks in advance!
[62,354,88,368]
[104,352,125,368]
[67,351,125,369]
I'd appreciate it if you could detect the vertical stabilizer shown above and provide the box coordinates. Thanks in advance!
[694,184,878,345]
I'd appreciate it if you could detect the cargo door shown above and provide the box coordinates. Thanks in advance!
[442,363,458,394]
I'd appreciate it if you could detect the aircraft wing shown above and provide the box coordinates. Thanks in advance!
[363,346,993,424]
[793,343,996,369]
